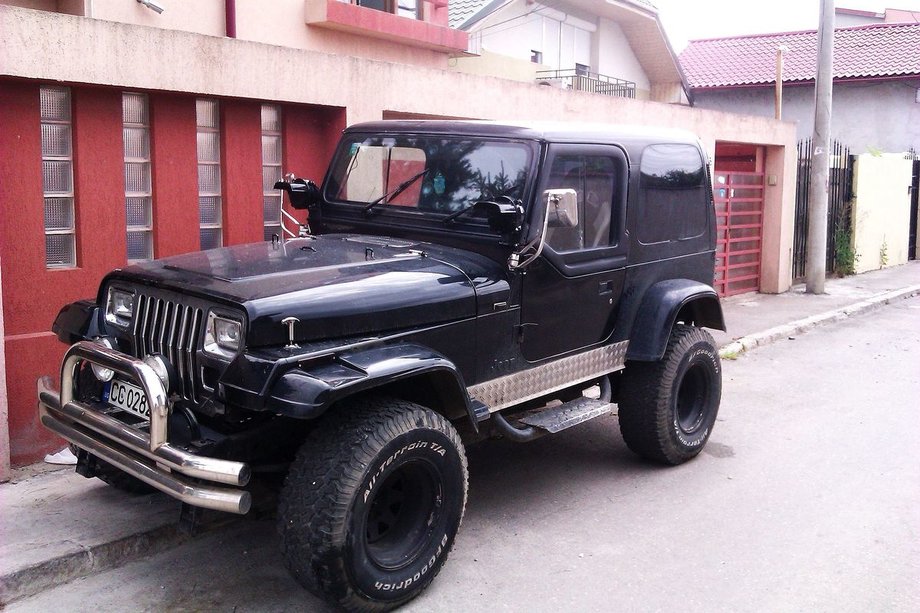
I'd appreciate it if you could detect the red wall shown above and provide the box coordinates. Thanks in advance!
[151,93,200,257]
[221,100,264,245]
[0,79,347,466]
[282,103,347,226]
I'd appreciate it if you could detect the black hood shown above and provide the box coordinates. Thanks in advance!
[107,235,508,347]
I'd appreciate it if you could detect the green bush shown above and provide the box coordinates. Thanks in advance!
[834,226,859,276]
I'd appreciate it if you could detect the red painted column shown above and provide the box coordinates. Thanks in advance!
[221,100,263,245]
[282,104,347,226]
[150,93,199,257]
[73,88,129,274]
[0,81,57,465]
[0,81,46,334]
[0,82,126,465]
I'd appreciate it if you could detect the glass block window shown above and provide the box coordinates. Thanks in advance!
[197,99,222,250]
[41,87,76,268]
[123,92,153,261]
[261,104,283,241]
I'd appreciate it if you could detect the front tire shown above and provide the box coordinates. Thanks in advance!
[618,325,721,465]
[278,397,468,612]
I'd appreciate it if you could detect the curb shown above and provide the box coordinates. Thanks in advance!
[0,506,247,607]
[0,524,188,606]
[718,284,920,359]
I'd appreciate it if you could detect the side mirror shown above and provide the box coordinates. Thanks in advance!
[274,175,320,210]
[473,197,524,236]
[544,188,578,228]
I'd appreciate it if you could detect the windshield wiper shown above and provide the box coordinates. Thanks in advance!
[443,201,482,224]
[364,168,430,214]
[443,195,518,224]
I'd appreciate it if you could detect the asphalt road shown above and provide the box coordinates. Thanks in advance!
[11,296,920,612]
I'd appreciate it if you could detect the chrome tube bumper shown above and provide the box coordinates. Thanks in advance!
[38,341,251,515]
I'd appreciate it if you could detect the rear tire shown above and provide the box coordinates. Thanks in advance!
[618,325,721,465]
[278,396,468,612]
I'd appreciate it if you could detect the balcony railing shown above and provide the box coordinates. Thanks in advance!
[535,69,636,99]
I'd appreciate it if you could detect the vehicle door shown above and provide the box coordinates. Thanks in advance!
[520,144,629,362]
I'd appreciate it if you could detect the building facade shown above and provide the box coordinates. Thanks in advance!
[450,0,688,104]
[679,21,920,153]
[1,1,796,471]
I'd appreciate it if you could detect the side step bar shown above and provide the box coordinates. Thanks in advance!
[491,397,616,442]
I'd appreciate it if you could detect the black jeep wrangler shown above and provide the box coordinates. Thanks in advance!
[39,120,725,611]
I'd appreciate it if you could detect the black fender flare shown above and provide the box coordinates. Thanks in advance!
[626,279,726,362]
[52,300,104,344]
[263,342,478,428]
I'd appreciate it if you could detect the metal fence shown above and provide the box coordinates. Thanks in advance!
[535,69,636,99]
[793,139,854,279]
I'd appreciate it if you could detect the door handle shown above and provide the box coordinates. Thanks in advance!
[598,280,614,295]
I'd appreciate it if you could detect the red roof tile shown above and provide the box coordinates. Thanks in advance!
[679,22,920,88]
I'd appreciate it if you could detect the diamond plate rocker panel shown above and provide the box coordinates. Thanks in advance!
[467,341,629,412]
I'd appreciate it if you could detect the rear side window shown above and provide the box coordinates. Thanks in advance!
[637,144,708,244]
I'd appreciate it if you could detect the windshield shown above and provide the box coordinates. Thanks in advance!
[326,135,534,216]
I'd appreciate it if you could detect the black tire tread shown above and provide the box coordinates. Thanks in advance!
[619,324,718,465]
[277,396,467,612]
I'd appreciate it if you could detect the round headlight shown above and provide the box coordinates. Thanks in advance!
[91,337,115,382]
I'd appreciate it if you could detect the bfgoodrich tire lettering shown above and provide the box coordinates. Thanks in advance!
[278,396,468,612]
[618,324,721,465]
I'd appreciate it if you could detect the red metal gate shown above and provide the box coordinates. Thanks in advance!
[713,171,765,296]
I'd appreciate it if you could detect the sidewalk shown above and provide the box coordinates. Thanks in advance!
[1,261,918,606]
[712,261,920,356]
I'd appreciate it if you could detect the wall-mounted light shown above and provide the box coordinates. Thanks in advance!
[137,0,165,14]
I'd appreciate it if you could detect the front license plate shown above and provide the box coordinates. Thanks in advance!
[108,379,150,421]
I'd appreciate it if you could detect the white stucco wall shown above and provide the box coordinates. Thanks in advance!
[595,18,649,91]
[851,154,914,273]
[470,0,596,71]
[834,13,881,28]
[692,79,920,154]
[449,49,544,83]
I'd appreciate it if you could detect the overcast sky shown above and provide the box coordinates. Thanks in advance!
[655,0,920,51]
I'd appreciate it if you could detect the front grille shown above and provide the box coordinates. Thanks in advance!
[133,294,204,402]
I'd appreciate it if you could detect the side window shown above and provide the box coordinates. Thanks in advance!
[545,154,615,253]
[637,144,707,244]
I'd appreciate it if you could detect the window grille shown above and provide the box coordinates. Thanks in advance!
[123,92,153,261]
[41,87,76,268]
[261,104,283,241]
[197,99,222,250]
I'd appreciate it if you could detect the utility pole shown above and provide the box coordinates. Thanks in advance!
[806,0,835,293]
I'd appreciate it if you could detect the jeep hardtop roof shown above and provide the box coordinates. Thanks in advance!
[344,120,702,161]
